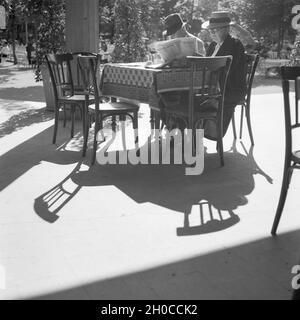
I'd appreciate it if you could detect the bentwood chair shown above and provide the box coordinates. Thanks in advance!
[71,51,97,94]
[232,53,260,145]
[77,54,140,165]
[156,56,232,166]
[271,67,300,235]
[45,53,94,155]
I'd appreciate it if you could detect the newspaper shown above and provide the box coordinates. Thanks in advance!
[153,37,199,63]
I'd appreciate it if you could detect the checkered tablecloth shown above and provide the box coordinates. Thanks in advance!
[100,63,162,104]
[100,63,210,110]
[102,63,155,88]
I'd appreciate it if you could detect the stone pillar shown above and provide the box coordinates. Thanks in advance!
[65,0,99,53]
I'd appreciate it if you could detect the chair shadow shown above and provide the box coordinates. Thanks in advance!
[34,162,83,223]
[177,203,240,236]
[34,137,273,236]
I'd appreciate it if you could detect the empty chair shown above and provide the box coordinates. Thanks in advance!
[232,53,260,145]
[45,53,94,156]
[271,67,300,235]
[71,51,97,94]
[77,54,140,165]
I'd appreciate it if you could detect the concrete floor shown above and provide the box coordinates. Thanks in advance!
[0,64,300,300]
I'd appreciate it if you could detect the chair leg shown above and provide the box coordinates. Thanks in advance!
[63,105,67,128]
[92,114,101,166]
[150,109,155,131]
[112,116,117,133]
[217,120,224,167]
[217,139,224,167]
[52,108,59,144]
[232,111,237,140]
[160,119,164,131]
[240,105,244,140]
[271,166,293,236]
[245,106,255,146]
[120,115,127,151]
[82,104,89,157]
[154,111,160,130]
[71,106,75,138]
[133,111,139,150]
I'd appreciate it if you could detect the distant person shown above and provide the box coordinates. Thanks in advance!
[26,41,33,65]
[202,11,247,140]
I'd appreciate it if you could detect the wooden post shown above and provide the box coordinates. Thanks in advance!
[60,0,99,119]
[65,0,99,53]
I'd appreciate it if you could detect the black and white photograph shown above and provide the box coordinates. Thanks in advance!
[0,0,300,302]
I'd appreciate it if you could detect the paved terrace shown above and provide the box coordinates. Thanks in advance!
[0,63,300,300]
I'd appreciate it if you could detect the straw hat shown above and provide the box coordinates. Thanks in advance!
[202,11,235,30]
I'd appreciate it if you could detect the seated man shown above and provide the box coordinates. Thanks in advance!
[202,11,247,140]
[159,13,206,128]
[163,13,205,59]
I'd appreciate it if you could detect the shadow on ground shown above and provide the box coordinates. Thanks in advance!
[26,229,300,300]
[0,108,53,138]
[32,130,272,235]
[0,86,45,102]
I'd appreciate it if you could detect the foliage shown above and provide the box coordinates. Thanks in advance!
[2,0,66,80]
[112,0,147,63]
[139,0,163,40]
[219,0,299,50]
[99,0,115,40]
[23,0,66,81]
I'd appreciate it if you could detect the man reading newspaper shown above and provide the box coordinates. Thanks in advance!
[153,13,206,131]
[149,13,205,68]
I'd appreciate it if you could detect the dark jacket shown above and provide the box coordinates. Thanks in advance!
[206,34,246,106]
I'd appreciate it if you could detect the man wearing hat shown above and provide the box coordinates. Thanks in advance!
[163,13,205,57]
[158,13,206,130]
[202,11,247,140]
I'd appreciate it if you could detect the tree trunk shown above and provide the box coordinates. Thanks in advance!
[12,23,17,65]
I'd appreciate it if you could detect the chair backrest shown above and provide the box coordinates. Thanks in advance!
[244,53,260,103]
[156,56,232,127]
[45,53,74,102]
[71,51,97,88]
[280,66,300,155]
[77,54,101,106]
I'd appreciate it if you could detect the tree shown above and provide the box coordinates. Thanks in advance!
[139,0,163,40]
[112,0,147,63]
[1,0,18,64]
[219,0,298,52]
[99,0,115,40]
[17,0,66,80]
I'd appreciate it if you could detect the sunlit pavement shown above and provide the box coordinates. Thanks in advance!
[0,64,300,300]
